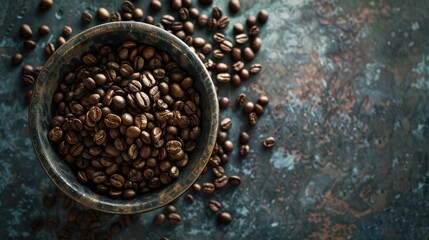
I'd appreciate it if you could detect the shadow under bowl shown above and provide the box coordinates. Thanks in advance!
[29,22,218,214]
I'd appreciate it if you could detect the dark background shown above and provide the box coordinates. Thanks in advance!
[1,0,429,239]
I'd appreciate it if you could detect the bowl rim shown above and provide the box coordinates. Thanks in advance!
[28,22,218,214]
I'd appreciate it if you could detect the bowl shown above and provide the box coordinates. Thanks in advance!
[29,22,218,214]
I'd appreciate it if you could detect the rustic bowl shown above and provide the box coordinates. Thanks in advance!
[29,22,218,214]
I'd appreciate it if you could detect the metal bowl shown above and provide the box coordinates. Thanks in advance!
[29,22,218,214]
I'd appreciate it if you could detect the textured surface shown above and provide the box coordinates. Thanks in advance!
[1,0,429,239]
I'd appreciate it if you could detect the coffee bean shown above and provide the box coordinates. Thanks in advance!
[123,189,136,199]
[257,95,269,106]
[229,175,241,186]
[213,33,225,43]
[232,61,244,72]
[248,112,257,125]
[250,63,262,74]
[235,33,249,44]
[239,144,249,156]
[228,0,241,13]
[220,118,232,130]
[212,49,224,59]
[170,0,182,11]
[111,11,122,21]
[183,21,195,35]
[162,15,175,25]
[154,213,165,225]
[97,8,110,20]
[193,37,206,48]
[188,8,199,18]
[208,200,222,212]
[11,53,23,66]
[168,213,181,225]
[214,175,228,188]
[249,25,260,37]
[179,8,189,20]
[263,136,276,148]
[208,18,218,32]
[81,11,93,23]
[43,43,55,55]
[217,16,230,28]
[218,212,232,224]
[243,102,254,114]
[122,1,135,12]
[223,140,234,153]
[243,47,255,61]
[22,64,33,74]
[216,73,231,83]
[239,68,250,80]
[233,23,244,34]
[22,74,35,85]
[235,93,246,106]
[219,40,233,52]
[20,24,33,38]
[212,7,223,19]
[201,43,212,55]
[57,36,66,47]
[110,174,125,188]
[254,103,264,115]
[219,97,229,109]
[197,14,209,27]
[251,37,262,52]
[192,183,202,192]
[166,205,177,213]
[150,0,163,11]
[230,47,241,62]
[39,0,53,10]
[202,182,215,193]
[38,25,50,36]
[133,8,144,21]
[246,16,257,28]
[199,0,213,5]
[215,62,228,73]
[257,9,269,24]
[24,40,37,50]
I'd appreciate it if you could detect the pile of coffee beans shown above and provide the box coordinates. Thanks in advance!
[47,40,202,199]
[12,0,277,237]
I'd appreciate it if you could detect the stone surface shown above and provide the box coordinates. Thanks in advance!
[0,0,429,239]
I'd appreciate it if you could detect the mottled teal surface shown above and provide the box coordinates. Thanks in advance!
[1,0,429,239]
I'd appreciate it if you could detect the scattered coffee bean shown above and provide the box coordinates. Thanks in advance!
[215,62,228,73]
[39,0,53,10]
[189,8,199,18]
[22,74,35,85]
[112,11,122,21]
[179,8,189,20]
[81,11,93,23]
[243,102,254,114]
[233,23,244,34]
[249,25,260,37]
[197,14,209,28]
[170,0,182,11]
[24,40,37,50]
[239,132,250,144]
[229,175,241,186]
[166,205,177,213]
[212,7,222,19]
[208,200,221,212]
[235,33,249,44]
[39,25,50,36]
[154,213,165,225]
[257,95,269,106]
[201,43,213,55]
[235,93,246,106]
[132,8,144,21]
[20,24,33,39]
[97,8,110,20]
[232,61,244,72]
[57,36,66,47]
[192,183,202,192]
[218,212,232,224]
[257,9,269,24]
[250,63,262,74]
[222,140,234,153]
[44,43,55,55]
[262,136,276,148]
[214,175,228,188]
[228,0,241,13]
[217,16,230,28]
[150,0,163,11]
[219,40,233,52]
[213,49,224,59]
[213,33,225,43]
[185,194,194,204]
[219,97,229,109]
[254,103,264,115]
[208,18,218,32]
[246,16,257,28]
[22,64,34,74]
[167,213,181,225]
[243,47,255,61]
[251,37,262,52]
[216,73,231,83]
[239,68,250,80]
[239,144,249,156]
[248,112,257,125]
[202,182,215,193]
[220,118,232,131]
[60,28,72,40]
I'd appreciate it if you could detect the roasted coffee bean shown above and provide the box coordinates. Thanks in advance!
[232,61,244,72]
[217,16,230,28]
[208,18,218,32]
[20,24,33,39]
[249,25,260,37]
[213,33,225,43]
[178,8,188,20]
[57,37,66,47]
[239,68,250,80]
[246,16,257,28]
[248,112,257,125]
[254,103,264,115]
[251,37,262,52]
[162,15,175,25]
[228,0,241,13]
[185,194,194,204]
[192,183,202,192]
[257,9,269,24]
[197,14,209,27]
[235,93,246,106]
[212,7,223,19]
[22,64,34,74]
[202,182,215,193]
[22,74,35,85]
[123,189,136,199]
[215,62,228,73]
[235,33,249,44]
[239,144,249,156]
[220,118,232,130]
[263,136,276,148]
[170,0,182,11]
[39,0,53,10]
[97,8,110,20]
[223,140,234,153]
[213,49,224,59]
[230,47,242,62]
[189,8,199,18]
[150,0,163,11]
[44,43,55,55]
[233,23,244,34]
[219,40,233,52]
[133,8,144,21]
[111,11,122,21]
[218,212,232,224]
[24,40,37,49]
[208,200,222,212]
[216,73,231,83]
[243,102,255,114]
[110,174,125,188]
[250,63,262,74]
[243,47,255,61]
[219,97,229,109]
[168,213,181,225]
[214,175,228,188]
[183,21,195,35]
[166,205,177,213]
[11,53,23,66]
[154,213,165,225]
[81,11,93,23]
[229,175,241,186]
[193,37,206,48]
[239,131,250,144]
[257,95,269,106]
[212,166,225,178]
[38,25,50,36]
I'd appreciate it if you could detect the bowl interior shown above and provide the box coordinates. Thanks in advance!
[29,22,218,214]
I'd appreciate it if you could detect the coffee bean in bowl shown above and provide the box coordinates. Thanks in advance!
[29,22,218,214]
